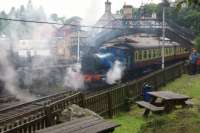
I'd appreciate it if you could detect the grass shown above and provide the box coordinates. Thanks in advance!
[112,106,145,133]
[112,74,200,133]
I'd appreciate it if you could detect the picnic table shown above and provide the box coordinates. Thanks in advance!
[35,116,120,133]
[136,91,192,117]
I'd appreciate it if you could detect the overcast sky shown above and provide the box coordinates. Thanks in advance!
[0,0,161,24]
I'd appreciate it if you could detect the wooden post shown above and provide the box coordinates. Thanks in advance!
[80,93,86,108]
[107,92,113,118]
[44,106,53,127]
[124,86,131,111]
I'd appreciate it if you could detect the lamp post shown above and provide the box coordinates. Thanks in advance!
[161,7,165,69]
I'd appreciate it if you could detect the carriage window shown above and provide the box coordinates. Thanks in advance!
[168,48,170,55]
[177,48,179,54]
[154,48,158,58]
[143,50,147,60]
[151,49,154,58]
[135,51,138,61]
[138,50,141,60]
[153,49,156,58]
[167,48,170,56]
[165,48,167,56]
[171,47,174,55]
[169,48,173,55]
[148,49,152,59]
[168,48,171,55]
[182,48,185,53]
[158,49,161,57]
[183,48,187,53]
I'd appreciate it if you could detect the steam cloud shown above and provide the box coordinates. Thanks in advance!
[0,47,36,101]
[64,63,84,90]
[106,60,125,85]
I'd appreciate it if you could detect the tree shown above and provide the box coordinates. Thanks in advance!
[64,16,82,24]
[8,7,16,18]
[36,6,46,21]
[176,0,200,9]
[143,3,158,17]
[0,11,8,33]
[195,35,200,52]
[50,13,59,22]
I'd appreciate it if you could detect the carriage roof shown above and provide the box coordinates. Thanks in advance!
[102,35,180,50]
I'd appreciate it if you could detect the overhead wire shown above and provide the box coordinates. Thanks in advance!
[0,17,161,30]
[0,17,128,30]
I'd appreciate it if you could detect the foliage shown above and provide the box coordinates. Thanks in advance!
[139,109,200,133]
[112,107,145,133]
[141,2,200,34]
[0,0,48,39]
[50,13,67,23]
[0,0,79,39]
[166,7,200,34]
[143,4,157,17]
[176,0,200,9]
[195,35,200,52]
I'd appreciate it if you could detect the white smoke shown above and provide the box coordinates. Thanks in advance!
[0,47,36,102]
[106,60,125,85]
[81,0,102,26]
[64,63,84,90]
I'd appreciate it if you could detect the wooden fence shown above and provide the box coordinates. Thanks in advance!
[83,61,185,117]
[0,61,185,133]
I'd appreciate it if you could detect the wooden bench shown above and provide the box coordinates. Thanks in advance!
[185,100,193,108]
[136,101,164,117]
[35,116,120,133]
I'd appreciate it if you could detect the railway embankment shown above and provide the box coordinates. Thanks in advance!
[113,74,200,133]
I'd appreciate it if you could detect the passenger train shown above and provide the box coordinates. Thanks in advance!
[82,35,189,86]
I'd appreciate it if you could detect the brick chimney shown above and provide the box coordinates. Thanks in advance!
[105,0,111,14]
[123,4,133,19]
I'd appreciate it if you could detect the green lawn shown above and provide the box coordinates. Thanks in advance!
[112,74,200,133]
[112,106,145,133]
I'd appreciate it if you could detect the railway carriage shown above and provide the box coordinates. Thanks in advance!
[81,36,189,86]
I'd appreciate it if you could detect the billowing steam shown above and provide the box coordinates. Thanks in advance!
[64,64,84,90]
[0,48,36,101]
[106,60,125,85]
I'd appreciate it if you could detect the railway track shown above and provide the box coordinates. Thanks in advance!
[0,90,77,125]
[0,96,18,103]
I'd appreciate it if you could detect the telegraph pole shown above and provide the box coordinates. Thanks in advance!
[77,30,80,62]
[161,7,165,69]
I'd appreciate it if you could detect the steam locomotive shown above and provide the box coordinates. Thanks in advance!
[81,35,189,87]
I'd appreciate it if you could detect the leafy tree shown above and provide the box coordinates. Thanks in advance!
[176,0,200,9]
[8,7,17,18]
[50,13,67,23]
[50,13,60,22]
[0,11,9,36]
[36,6,46,21]
[143,3,157,17]
[64,16,82,24]
[195,35,200,52]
